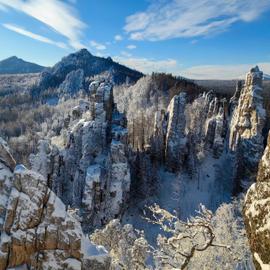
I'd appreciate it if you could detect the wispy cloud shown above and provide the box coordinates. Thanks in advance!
[114,55,180,74]
[124,0,270,41]
[114,34,123,41]
[127,45,136,50]
[181,63,270,80]
[0,0,86,49]
[115,54,270,79]
[3,23,67,49]
[90,40,106,51]
[0,4,7,11]
[120,51,132,57]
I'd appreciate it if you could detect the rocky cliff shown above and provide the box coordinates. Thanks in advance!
[0,139,110,270]
[244,131,270,269]
[229,66,266,193]
[30,80,131,231]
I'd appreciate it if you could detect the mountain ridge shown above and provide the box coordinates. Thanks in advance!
[36,49,143,92]
[0,56,46,74]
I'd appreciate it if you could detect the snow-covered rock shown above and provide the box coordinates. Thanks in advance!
[244,131,270,270]
[59,69,84,96]
[0,140,111,270]
[229,66,266,193]
[0,138,16,171]
[30,81,131,231]
[165,93,188,171]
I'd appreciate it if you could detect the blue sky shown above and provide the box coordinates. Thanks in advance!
[0,0,270,79]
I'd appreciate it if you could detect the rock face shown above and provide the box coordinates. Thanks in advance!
[165,93,188,171]
[59,69,84,96]
[30,81,131,231]
[0,138,16,171]
[244,132,270,270]
[229,66,266,192]
[0,139,14,233]
[0,139,110,270]
[149,90,228,173]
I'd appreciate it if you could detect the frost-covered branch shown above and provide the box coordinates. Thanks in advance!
[145,204,230,269]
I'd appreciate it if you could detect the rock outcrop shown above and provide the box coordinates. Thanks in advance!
[30,81,131,231]
[0,139,110,270]
[229,66,266,192]
[149,90,228,173]
[59,69,84,96]
[203,94,228,158]
[165,93,188,171]
[0,138,16,171]
[0,139,15,232]
[244,132,270,270]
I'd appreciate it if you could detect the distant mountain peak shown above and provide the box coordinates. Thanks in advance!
[35,49,143,93]
[0,56,46,74]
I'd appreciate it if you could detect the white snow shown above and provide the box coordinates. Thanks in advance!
[50,194,67,219]
[254,253,270,270]
[123,152,234,244]
[82,236,108,263]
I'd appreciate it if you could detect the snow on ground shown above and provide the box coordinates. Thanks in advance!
[123,152,234,244]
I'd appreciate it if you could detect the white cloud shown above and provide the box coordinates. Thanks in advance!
[121,51,132,57]
[114,34,123,41]
[114,55,270,79]
[90,40,106,50]
[127,45,136,50]
[124,0,270,41]
[114,55,180,74]
[0,0,86,49]
[181,63,270,80]
[3,23,68,49]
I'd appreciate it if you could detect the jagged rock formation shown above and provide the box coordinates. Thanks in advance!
[165,93,188,171]
[204,95,228,158]
[0,138,16,171]
[30,80,131,231]
[0,139,110,270]
[127,67,266,209]
[244,131,270,270]
[229,66,266,192]
[59,69,85,96]
[0,139,15,233]
[148,89,229,175]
